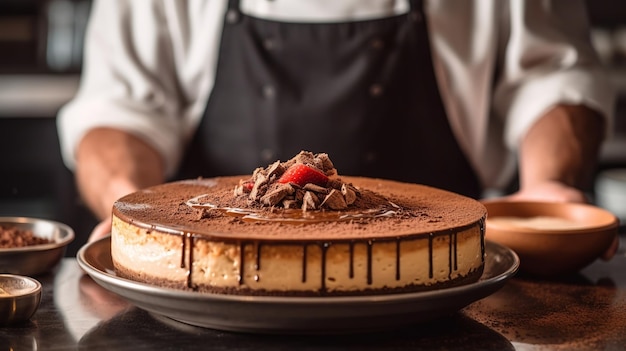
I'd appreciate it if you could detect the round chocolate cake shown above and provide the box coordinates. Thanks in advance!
[111,152,486,296]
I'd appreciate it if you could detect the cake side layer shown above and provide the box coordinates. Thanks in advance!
[111,215,485,295]
[112,176,487,241]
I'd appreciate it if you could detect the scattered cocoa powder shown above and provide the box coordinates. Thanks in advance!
[0,225,52,248]
[464,275,626,349]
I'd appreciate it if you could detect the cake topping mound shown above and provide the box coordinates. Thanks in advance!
[234,151,360,211]
[186,151,400,223]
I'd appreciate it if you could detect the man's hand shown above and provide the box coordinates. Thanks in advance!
[506,104,618,259]
[76,128,165,243]
[503,179,589,203]
[518,104,605,193]
[89,217,113,243]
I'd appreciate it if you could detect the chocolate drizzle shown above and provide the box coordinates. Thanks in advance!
[366,240,373,285]
[448,232,453,278]
[395,238,401,281]
[238,242,245,285]
[255,243,262,270]
[349,241,355,279]
[302,244,308,283]
[479,217,486,262]
[180,235,186,269]
[453,232,458,270]
[428,233,434,279]
[176,219,484,295]
[181,233,196,289]
[321,242,330,291]
[186,195,399,225]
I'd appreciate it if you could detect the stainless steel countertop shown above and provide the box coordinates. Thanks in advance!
[2,235,626,351]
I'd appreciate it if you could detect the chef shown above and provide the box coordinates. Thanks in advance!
[57,0,616,255]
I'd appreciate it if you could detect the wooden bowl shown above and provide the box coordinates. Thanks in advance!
[481,201,619,277]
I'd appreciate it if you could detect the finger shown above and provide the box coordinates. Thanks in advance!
[88,218,112,243]
[601,235,620,261]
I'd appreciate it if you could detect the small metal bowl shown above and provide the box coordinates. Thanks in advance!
[0,217,75,276]
[0,274,42,325]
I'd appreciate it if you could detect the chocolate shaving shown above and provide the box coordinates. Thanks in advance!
[282,199,299,209]
[265,160,284,179]
[302,191,321,211]
[321,189,348,210]
[303,183,329,194]
[342,184,358,205]
[260,183,294,206]
[249,173,268,200]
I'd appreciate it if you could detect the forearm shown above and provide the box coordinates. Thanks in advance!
[75,127,165,220]
[519,104,606,192]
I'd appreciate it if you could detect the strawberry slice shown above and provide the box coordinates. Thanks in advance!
[278,164,329,187]
[237,178,255,192]
[242,180,254,191]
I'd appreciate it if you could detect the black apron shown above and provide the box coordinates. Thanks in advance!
[179,0,481,199]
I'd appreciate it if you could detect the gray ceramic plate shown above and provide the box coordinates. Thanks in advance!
[78,237,519,334]
[0,217,75,276]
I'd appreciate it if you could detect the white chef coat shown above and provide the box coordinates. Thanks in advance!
[57,0,615,190]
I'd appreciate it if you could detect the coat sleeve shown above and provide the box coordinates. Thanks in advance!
[56,0,185,177]
[493,0,615,151]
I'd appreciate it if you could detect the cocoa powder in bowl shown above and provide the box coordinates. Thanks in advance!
[0,225,52,248]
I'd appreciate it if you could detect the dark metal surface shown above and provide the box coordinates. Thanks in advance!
[2,236,626,350]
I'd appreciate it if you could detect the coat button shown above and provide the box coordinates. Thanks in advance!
[262,85,276,99]
[363,152,378,163]
[369,84,383,97]
[371,39,384,50]
[260,149,275,162]
[263,38,276,50]
[226,9,240,24]
[410,11,422,23]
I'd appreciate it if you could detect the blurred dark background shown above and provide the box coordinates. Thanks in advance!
[0,0,624,256]
[0,0,92,256]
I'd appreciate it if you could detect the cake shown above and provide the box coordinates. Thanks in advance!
[111,152,486,296]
